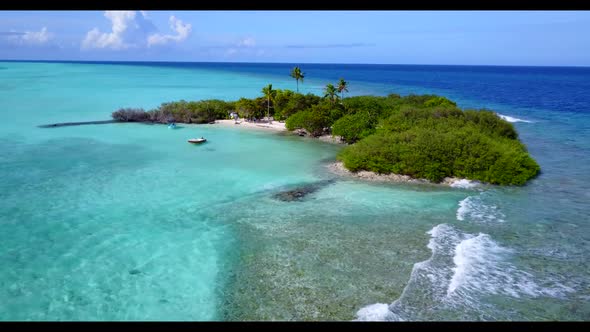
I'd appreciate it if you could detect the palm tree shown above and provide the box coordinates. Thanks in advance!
[290,66,305,92]
[337,78,349,101]
[324,83,338,105]
[262,84,276,123]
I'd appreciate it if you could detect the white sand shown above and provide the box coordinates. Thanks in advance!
[213,119,287,132]
[212,120,346,145]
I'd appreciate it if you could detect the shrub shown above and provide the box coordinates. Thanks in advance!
[273,90,321,120]
[338,111,540,185]
[285,110,331,136]
[111,108,149,122]
[424,96,457,107]
[332,112,376,143]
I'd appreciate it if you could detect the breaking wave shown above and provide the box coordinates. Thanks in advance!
[450,179,480,189]
[456,195,506,223]
[496,113,533,123]
[355,224,574,321]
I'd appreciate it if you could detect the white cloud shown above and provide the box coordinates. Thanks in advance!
[237,37,256,47]
[147,16,191,47]
[225,48,237,56]
[22,27,53,44]
[82,11,134,50]
[1,27,53,45]
[82,11,158,50]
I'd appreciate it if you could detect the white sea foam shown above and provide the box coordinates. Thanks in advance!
[456,197,471,221]
[496,113,533,123]
[456,195,506,223]
[355,224,465,321]
[446,233,575,300]
[447,233,516,297]
[355,223,575,321]
[450,179,480,189]
[354,303,391,321]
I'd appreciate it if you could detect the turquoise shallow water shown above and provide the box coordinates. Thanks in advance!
[0,61,589,320]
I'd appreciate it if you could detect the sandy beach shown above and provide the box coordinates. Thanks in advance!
[212,119,347,145]
[213,119,287,132]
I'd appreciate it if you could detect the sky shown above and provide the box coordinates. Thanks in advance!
[0,10,589,66]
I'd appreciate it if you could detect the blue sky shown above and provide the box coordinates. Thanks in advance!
[1,11,589,66]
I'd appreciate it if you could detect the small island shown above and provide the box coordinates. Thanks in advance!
[110,82,540,186]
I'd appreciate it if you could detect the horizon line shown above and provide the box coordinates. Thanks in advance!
[0,59,589,69]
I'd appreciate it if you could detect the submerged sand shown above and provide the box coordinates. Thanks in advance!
[213,120,477,188]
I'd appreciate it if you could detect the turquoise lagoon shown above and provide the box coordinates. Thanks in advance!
[0,61,589,320]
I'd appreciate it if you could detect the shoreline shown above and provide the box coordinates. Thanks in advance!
[326,161,479,188]
[212,120,346,144]
[213,119,288,132]
[213,121,477,188]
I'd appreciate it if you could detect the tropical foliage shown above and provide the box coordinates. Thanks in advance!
[290,66,305,92]
[111,100,234,124]
[285,109,331,136]
[337,104,538,185]
[331,112,376,143]
[262,84,277,121]
[324,84,339,104]
[112,79,539,185]
[273,90,321,120]
[337,78,349,100]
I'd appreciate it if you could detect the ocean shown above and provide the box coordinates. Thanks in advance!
[0,61,588,320]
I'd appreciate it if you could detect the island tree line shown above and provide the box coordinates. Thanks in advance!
[112,66,540,185]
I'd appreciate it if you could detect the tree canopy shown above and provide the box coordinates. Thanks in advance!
[112,84,540,185]
[290,66,305,92]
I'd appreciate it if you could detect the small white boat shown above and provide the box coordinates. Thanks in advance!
[188,137,207,144]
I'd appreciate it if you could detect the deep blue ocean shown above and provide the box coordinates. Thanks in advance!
[1,61,589,320]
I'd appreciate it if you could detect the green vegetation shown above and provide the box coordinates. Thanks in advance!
[112,99,234,124]
[324,83,339,105]
[113,76,539,185]
[261,84,276,121]
[290,66,305,92]
[332,112,375,144]
[337,78,349,100]
[285,109,330,137]
[335,98,539,185]
[273,89,320,120]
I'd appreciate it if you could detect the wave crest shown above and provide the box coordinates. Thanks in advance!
[355,224,574,321]
[450,179,480,189]
[496,113,533,123]
[456,195,505,223]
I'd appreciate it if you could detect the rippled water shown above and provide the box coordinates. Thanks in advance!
[0,61,588,320]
